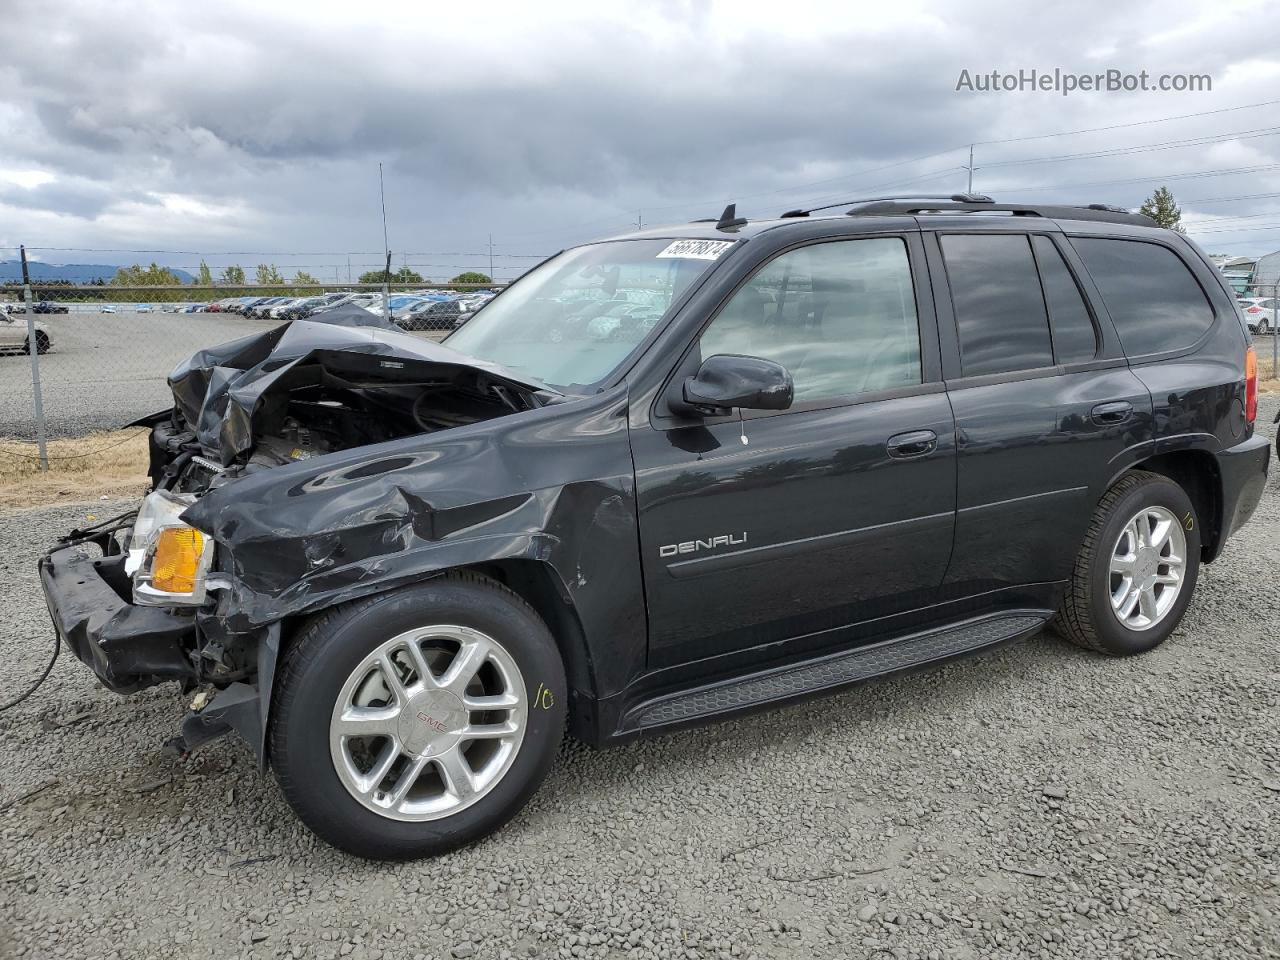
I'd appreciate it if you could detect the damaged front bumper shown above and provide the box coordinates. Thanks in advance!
[38,542,277,763]
[39,545,198,693]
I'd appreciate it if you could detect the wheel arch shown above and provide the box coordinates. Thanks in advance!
[264,559,600,765]
[460,555,599,716]
[1108,449,1223,561]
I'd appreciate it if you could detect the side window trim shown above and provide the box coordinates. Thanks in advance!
[650,231,937,427]
[1027,232,1102,365]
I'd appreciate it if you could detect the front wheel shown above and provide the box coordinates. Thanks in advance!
[270,573,566,860]
[24,332,51,354]
[1052,471,1200,656]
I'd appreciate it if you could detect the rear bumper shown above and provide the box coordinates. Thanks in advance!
[1211,432,1270,559]
[38,546,198,693]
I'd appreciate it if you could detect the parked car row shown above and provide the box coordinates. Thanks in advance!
[387,290,497,331]
[210,289,499,331]
[3,301,69,314]
[3,290,499,333]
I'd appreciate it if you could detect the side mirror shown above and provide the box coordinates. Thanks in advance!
[681,354,794,415]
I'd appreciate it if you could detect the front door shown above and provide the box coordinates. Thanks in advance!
[631,234,957,670]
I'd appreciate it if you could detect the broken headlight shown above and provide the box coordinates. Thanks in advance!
[126,490,215,607]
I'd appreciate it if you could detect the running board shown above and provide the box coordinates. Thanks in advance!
[621,612,1048,733]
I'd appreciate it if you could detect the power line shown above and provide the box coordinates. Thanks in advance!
[988,162,1280,195]
[978,126,1280,170]
[505,96,1280,236]
[971,97,1280,146]
[1179,191,1280,205]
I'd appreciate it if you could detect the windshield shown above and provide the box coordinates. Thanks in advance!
[446,238,730,390]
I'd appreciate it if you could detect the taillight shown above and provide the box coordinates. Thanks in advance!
[1245,346,1258,424]
[1247,306,1261,313]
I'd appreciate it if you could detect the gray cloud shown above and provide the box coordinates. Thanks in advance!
[2,0,1279,277]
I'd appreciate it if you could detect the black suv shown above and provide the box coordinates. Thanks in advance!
[39,195,1269,860]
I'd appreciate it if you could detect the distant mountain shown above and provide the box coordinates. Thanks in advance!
[0,261,196,284]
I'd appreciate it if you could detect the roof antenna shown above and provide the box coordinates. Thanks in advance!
[716,203,747,231]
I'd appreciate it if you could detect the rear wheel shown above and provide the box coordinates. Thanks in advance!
[1052,471,1200,656]
[270,573,566,860]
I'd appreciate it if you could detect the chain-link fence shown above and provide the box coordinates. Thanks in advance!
[0,283,504,460]
[1237,282,1280,382]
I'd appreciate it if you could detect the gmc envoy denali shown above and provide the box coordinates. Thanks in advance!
[38,195,1269,859]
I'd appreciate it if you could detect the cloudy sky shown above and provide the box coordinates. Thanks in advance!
[2,0,1280,280]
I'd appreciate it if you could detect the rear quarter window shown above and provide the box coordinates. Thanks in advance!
[1071,238,1214,357]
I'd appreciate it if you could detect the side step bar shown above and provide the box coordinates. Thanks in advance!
[621,612,1049,733]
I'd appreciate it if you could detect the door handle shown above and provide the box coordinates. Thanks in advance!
[1091,400,1133,425]
[886,429,938,459]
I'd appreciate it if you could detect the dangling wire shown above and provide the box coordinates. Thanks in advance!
[0,634,58,712]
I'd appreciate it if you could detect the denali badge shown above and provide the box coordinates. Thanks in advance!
[659,532,746,559]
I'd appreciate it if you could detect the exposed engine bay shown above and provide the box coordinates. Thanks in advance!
[142,317,556,494]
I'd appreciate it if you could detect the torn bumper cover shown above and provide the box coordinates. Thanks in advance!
[39,543,280,761]
[38,545,197,694]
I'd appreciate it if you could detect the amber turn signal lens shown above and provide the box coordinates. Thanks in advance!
[152,527,205,593]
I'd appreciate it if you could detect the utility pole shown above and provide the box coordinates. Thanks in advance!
[378,162,392,325]
[636,211,644,230]
[20,245,48,471]
[488,234,494,283]
[966,144,975,193]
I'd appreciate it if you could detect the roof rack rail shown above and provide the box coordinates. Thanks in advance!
[781,194,991,218]
[845,198,1157,227]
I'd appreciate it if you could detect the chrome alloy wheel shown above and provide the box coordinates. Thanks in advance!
[329,625,527,821]
[1109,505,1187,631]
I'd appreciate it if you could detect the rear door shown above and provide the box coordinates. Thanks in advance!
[631,232,957,669]
[926,226,1154,595]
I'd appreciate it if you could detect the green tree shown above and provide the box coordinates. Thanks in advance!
[197,260,213,285]
[255,263,285,285]
[111,262,183,285]
[220,264,246,285]
[293,270,320,285]
[449,271,491,286]
[1139,186,1185,233]
[358,267,424,284]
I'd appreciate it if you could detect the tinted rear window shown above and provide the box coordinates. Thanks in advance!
[941,234,1053,377]
[1072,238,1214,356]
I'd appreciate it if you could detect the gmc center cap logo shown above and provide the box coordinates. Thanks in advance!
[397,690,465,756]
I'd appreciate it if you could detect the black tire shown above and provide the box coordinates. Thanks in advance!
[270,572,566,860]
[23,332,51,355]
[1052,470,1201,656]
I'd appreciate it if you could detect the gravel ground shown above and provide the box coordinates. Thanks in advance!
[0,399,1277,960]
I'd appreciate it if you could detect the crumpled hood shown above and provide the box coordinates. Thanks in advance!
[168,316,551,463]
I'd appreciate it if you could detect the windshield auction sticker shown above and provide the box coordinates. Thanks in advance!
[656,239,734,260]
